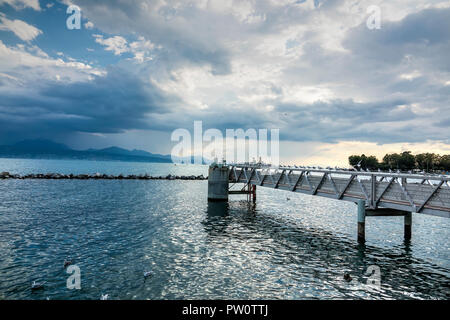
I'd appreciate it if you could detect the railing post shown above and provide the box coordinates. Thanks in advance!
[404,212,412,241]
[371,174,376,209]
[357,199,366,243]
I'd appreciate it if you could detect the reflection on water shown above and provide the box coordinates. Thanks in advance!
[0,178,448,300]
[203,200,449,300]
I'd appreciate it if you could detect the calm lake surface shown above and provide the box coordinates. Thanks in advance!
[0,158,448,300]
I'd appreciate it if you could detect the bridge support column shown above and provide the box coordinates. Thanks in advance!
[208,165,229,202]
[404,212,412,241]
[357,200,366,243]
[252,185,256,203]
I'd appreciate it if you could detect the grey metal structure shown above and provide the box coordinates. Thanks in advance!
[228,164,450,219]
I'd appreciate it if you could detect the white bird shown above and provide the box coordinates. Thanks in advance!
[100,294,109,300]
[31,281,45,290]
[144,271,152,279]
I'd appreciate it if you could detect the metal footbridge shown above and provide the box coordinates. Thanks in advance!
[227,164,450,218]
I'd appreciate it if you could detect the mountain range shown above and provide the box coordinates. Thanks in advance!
[0,139,175,163]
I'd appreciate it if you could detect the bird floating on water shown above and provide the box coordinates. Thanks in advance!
[343,273,352,282]
[31,281,45,290]
[63,259,72,268]
[144,271,152,279]
[100,294,109,300]
[286,197,290,201]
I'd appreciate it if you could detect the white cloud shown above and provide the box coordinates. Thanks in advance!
[0,40,105,83]
[84,21,94,29]
[0,14,42,41]
[93,34,156,62]
[0,0,41,11]
[93,34,128,55]
[400,71,422,81]
[129,36,155,62]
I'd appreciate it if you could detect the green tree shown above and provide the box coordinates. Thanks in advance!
[438,155,450,171]
[398,151,415,170]
[349,155,362,168]
[415,153,440,172]
[348,154,379,170]
[382,153,401,170]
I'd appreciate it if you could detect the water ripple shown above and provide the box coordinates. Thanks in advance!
[0,179,448,300]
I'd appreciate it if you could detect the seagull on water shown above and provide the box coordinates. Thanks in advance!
[31,281,45,290]
[63,259,72,268]
[100,294,109,300]
[144,271,152,279]
[343,273,352,282]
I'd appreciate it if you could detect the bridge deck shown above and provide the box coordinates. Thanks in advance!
[228,165,450,218]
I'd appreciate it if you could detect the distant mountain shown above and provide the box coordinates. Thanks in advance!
[89,146,171,161]
[0,139,173,163]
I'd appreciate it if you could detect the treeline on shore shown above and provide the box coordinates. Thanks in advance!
[348,151,450,172]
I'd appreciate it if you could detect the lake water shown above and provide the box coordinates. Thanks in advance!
[0,158,448,300]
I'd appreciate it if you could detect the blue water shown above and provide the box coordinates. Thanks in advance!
[0,158,448,300]
[0,158,209,176]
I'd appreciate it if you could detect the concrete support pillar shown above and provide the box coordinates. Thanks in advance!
[208,165,229,202]
[404,212,412,241]
[357,199,366,243]
[252,185,256,203]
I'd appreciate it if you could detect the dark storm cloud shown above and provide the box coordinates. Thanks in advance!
[343,7,450,70]
[0,67,178,143]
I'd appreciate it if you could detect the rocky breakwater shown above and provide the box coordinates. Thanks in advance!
[0,172,207,180]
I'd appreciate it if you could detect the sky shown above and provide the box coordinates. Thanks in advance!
[0,0,449,165]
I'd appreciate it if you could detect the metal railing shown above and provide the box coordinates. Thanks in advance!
[228,164,450,218]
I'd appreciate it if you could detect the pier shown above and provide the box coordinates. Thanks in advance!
[208,164,450,243]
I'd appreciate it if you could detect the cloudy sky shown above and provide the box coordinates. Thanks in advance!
[0,0,449,165]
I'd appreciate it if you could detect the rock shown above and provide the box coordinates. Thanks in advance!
[0,171,10,178]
